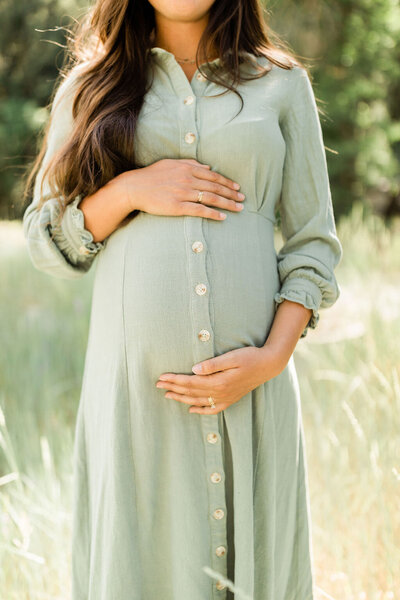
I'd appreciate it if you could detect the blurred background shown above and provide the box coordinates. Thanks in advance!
[0,0,399,599]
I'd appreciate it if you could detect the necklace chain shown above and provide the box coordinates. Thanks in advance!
[175,55,220,65]
[151,43,219,65]
[175,56,197,64]
[171,53,220,65]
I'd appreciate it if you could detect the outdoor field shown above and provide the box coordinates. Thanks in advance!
[1,0,400,596]
[0,205,399,600]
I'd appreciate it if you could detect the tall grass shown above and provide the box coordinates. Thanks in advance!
[0,204,399,599]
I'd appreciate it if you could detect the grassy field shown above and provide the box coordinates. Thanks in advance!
[0,205,399,600]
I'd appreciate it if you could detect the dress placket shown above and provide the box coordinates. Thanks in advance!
[160,51,230,597]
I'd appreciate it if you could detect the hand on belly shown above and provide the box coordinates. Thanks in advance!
[154,344,288,414]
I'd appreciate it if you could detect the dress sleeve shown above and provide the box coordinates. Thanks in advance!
[274,66,343,338]
[22,70,107,280]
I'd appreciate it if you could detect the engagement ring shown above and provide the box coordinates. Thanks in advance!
[208,396,216,409]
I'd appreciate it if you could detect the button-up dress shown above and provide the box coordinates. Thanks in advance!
[23,46,343,600]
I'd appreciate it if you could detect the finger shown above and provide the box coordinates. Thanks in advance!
[157,372,216,389]
[176,159,211,169]
[192,354,241,375]
[192,190,244,214]
[178,201,228,221]
[192,166,241,192]
[157,382,206,397]
[189,402,229,415]
[193,175,245,203]
[164,392,206,406]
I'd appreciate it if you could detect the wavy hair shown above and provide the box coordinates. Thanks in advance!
[23,0,310,224]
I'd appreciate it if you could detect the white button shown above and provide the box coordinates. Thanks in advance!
[195,283,207,296]
[213,508,225,520]
[184,95,194,105]
[196,72,206,81]
[215,545,226,557]
[184,132,196,144]
[210,472,222,483]
[198,329,210,342]
[192,241,204,253]
[216,581,226,591]
[79,245,91,255]
[206,432,218,444]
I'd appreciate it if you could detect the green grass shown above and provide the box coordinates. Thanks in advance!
[0,204,399,599]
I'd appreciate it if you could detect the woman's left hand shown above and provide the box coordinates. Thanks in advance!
[155,344,291,414]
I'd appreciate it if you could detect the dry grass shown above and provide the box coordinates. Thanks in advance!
[0,205,399,599]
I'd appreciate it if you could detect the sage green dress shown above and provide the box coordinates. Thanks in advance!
[23,47,342,600]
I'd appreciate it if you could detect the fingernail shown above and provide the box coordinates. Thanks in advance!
[192,364,202,373]
[233,182,240,189]
[238,192,245,199]
[220,213,227,219]
[236,202,244,209]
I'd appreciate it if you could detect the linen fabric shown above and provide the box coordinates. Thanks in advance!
[23,47,342,600]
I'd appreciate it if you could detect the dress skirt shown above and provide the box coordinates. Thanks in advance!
[70,210,315,600]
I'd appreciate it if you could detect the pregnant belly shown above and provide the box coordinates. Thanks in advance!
[97,209,280,374]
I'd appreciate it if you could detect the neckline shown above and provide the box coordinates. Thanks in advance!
[149,46,223,68]
[148,46,264,91]
[149,46,259,66]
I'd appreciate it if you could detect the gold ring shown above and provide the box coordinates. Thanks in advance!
[208,396,216,409]
[197,190,204,203]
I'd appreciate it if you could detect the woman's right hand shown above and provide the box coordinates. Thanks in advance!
[115,158,245,221]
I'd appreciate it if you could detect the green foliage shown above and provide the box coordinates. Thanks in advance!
[1,0,399,219]
[0,0,86,219]
[1,211,399,598]
[269,0,400,217]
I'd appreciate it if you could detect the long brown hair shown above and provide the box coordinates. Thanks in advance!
[23,0,310,225]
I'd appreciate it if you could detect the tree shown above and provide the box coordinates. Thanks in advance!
[0,0,85,219]
[269,0,400,218]
[1,0,399,219]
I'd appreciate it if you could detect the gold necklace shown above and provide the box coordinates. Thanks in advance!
[151,42,219,64]
[175,56,197,64]
[174,54,220,64]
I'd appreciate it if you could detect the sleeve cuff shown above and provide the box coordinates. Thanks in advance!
[59,194,106,257]
[46,194,107,269]
[274,278,322,338]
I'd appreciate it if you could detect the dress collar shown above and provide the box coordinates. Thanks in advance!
[148,46,267,95]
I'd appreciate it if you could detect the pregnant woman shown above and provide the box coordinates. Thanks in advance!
[23,0,342,598]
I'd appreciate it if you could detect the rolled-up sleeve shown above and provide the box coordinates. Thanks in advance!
[274,66,343,338]
[22,70,106,279]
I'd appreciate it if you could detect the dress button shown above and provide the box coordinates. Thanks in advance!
[216,581,226,591]
[184,132,196,144]
[206,432,218,444]
[79,245,91,255]
[198,329,210,342]
[215,545,226,557]
[195,283,207,295]
[184,95,194,105]
[196,72,206,81]
[210,472,222,483]
[213,508,225,520]
[192,240,204,253]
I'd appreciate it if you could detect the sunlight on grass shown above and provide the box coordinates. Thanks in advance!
[0,204,399,599]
